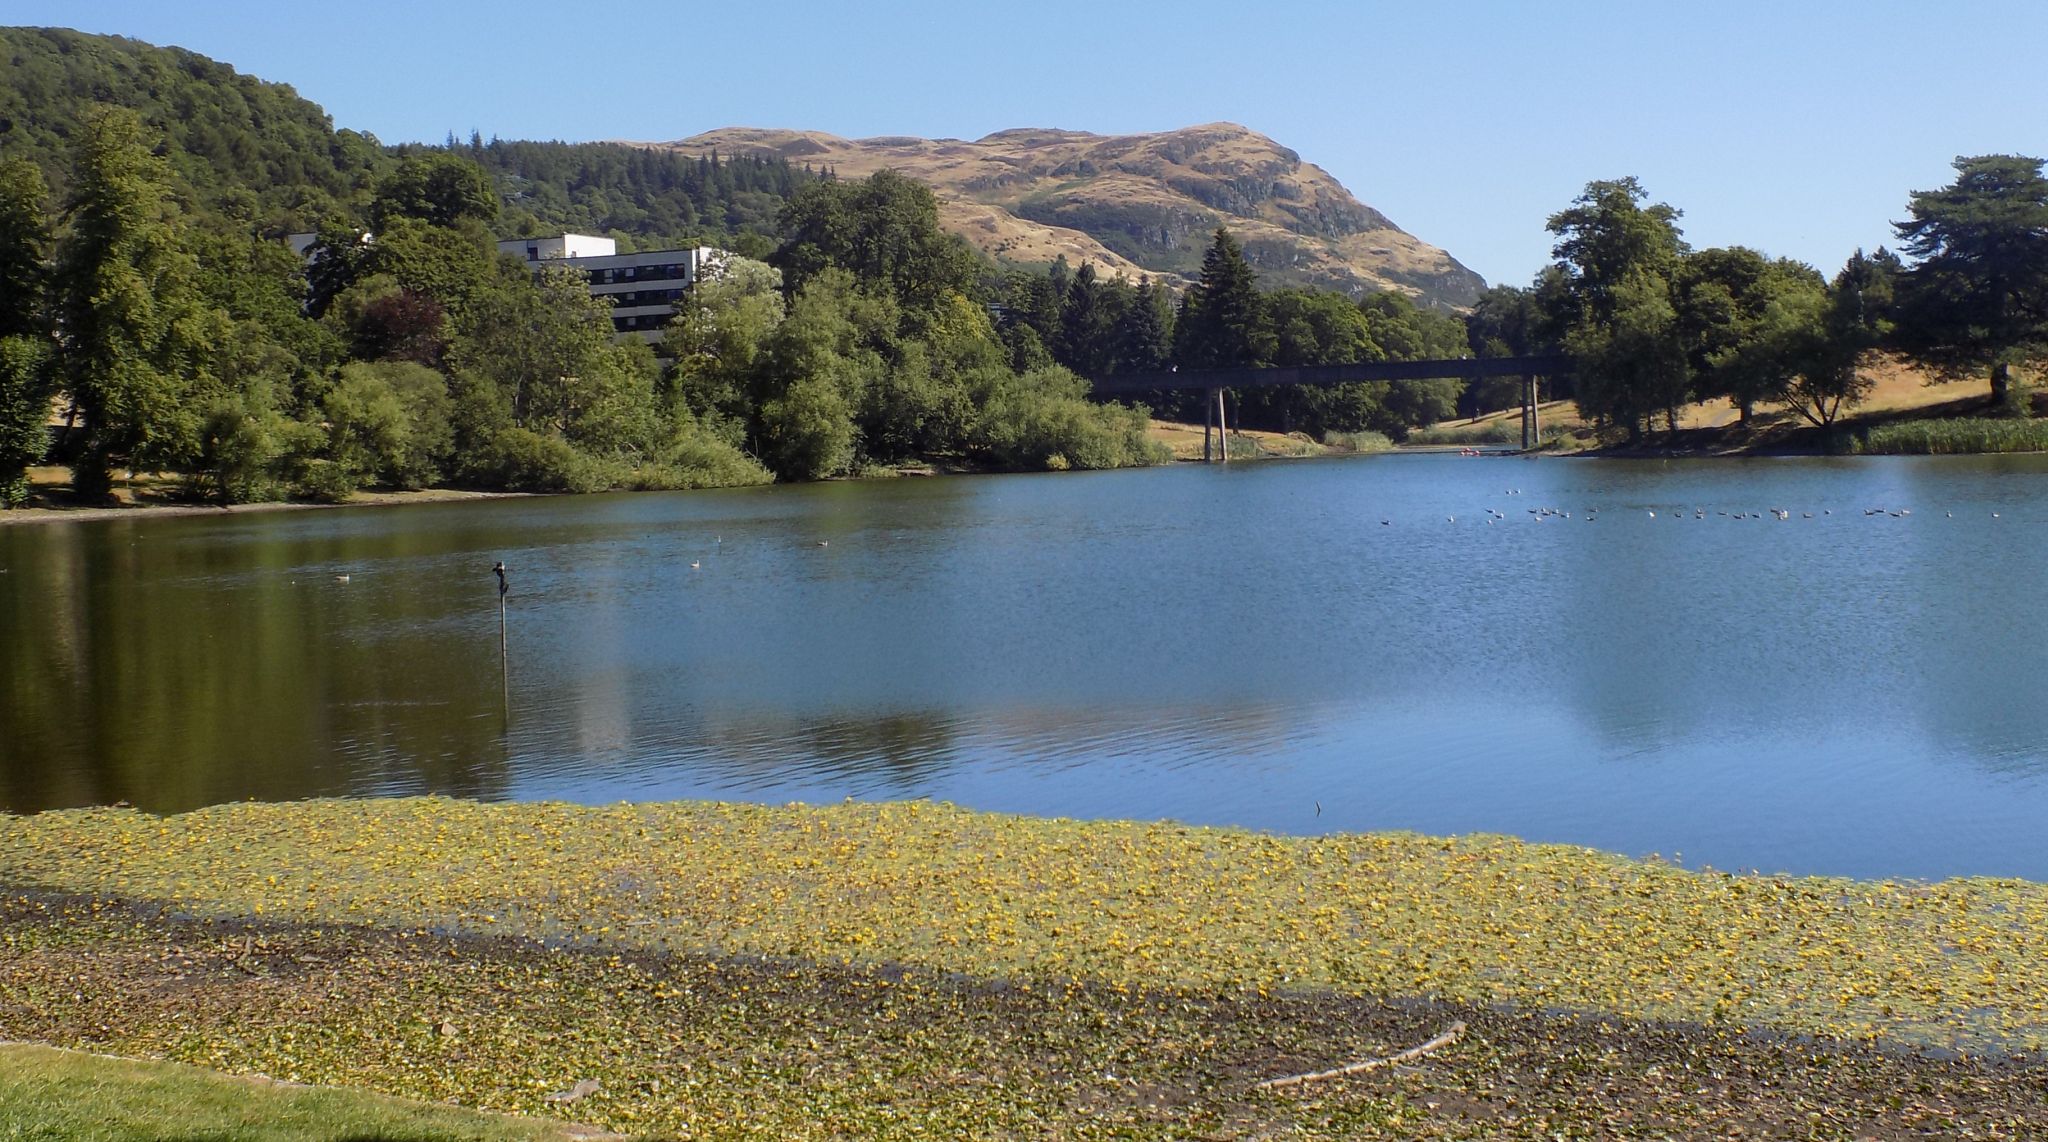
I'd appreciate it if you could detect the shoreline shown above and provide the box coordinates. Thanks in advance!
[0,485,540,527]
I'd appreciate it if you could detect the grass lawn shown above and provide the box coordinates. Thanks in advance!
[0,1041,595,1141]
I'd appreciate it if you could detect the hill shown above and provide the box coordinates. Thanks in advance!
[0,27,820,251]
[656,124,1488,307]
[0,26,380,229]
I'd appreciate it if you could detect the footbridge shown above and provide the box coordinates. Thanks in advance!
[1089,355,1575,460]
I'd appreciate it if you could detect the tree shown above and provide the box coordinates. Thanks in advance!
[664,256,785,440]
[0,157,49,340]
[1674,248,1828,423]
[1110,278,1174,374]
[1054,263,1125,378]
[1546,178,1689,440]
[1891,154,2048,404]
[51,106,227,498]
[369,153,500,231]
[1780,249,1897,427]
[771,169,979,328]
[1173,228,1274,370]
[0,158,52,505]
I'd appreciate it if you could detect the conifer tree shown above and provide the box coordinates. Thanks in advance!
[1173,228,1274,369]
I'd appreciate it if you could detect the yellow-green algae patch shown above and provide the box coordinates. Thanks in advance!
[3,797,2043,1053]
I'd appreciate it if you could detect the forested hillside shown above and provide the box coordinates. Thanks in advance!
[0,26,379,228]
[0,27,822,253]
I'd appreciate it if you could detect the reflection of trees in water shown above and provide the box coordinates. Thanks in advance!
[0,515,514,813]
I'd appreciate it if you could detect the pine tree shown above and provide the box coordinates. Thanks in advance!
[1110,278,1174,373]
[1173,228,1274,369]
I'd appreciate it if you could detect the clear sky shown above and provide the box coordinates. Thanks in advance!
[13,1,2047,288]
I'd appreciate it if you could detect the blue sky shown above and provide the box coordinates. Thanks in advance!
[16,1,2047,288]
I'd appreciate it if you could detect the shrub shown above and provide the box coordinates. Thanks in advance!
[477,427,604,493]
[1323,430,1395,453]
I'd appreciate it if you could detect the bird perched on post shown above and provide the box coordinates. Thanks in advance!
[492,562,508,597]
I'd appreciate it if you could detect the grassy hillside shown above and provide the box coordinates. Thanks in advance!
[659,125,1489,307]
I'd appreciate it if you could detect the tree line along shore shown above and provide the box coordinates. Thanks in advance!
[3,57,2047,511]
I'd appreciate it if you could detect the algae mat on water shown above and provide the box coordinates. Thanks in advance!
[2,797,2045,1053]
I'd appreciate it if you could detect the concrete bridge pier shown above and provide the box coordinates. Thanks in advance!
[1203,387,1230,462]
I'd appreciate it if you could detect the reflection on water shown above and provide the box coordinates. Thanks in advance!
[6,454,2048,881]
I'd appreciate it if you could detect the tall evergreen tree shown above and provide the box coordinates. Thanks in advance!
[1110,278,1174,374]
[1891,154,2048,404]
[1055,263,1123,377]
[1173,228,1274,370]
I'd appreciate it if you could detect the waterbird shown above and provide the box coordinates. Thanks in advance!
[690,560,701,570]
[333,574,350,583]
[1647,511,1655,518]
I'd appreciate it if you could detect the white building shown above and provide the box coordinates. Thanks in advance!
[496,234,727,340]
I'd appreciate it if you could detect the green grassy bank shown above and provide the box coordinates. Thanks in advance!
[0,1041,594,1141]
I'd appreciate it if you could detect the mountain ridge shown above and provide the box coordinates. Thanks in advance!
[651,123,1486,307]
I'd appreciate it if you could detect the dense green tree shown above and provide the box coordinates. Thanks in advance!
[1465,284,1545,360]
[323,361,455,489]
[0,337,50,505]
[1566,273,1689,439]
[1780,249,1897,427]
[1674,248,1828,422]
[52,106,229,498]
[1054,263,1128,378]
[451,263,616,435]
[1546,178,1690,439]
[1891,154,2048,404]
[1174,228,1274,370]
[0,157,53,505]
[0,158,49,340]
[1110,278,1175,374]
[772,170,979,328]
[368,153,499,231]
[664,256,786,441]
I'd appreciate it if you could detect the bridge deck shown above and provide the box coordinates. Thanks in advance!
[1087,355,1573,396]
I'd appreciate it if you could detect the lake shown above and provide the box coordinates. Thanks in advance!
[5,453,2048,882]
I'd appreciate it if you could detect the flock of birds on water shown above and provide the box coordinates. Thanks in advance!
[1386,489,2007,527]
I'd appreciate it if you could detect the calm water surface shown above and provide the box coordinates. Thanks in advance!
[6,454,2048,882]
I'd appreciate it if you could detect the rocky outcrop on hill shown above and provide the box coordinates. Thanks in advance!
[652,123,1486,307]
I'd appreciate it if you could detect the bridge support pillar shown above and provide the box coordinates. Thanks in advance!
[1521,374,1539,450]
[1203,387,1230,463]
